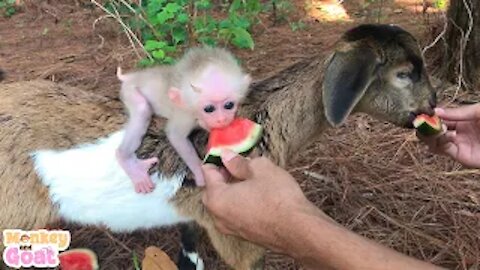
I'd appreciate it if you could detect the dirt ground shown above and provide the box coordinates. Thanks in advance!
[1,0,479,269]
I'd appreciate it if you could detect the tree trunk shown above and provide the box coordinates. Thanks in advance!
[444,0,480,90]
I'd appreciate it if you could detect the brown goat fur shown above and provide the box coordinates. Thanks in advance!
[0,24,437,269]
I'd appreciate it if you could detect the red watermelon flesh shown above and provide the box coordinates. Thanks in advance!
[58,249,98,270]
[204,118,263,165]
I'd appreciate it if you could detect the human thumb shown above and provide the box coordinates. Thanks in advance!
[221,150,252,180]
[202,164,227,188]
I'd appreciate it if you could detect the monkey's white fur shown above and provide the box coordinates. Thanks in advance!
[31,130,191,231]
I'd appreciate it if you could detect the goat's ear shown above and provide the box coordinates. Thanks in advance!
[322,43,381,126]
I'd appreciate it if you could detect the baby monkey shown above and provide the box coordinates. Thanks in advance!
[116,47,251,193]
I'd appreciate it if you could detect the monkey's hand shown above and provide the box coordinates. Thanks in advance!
[116,151,158,193]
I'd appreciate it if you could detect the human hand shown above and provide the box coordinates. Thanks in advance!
[201,151,315,252]
[419,104,480,168]
[202,153,445,270]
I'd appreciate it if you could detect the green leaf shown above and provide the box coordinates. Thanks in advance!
[5,6,16,17]
[177,12,189,24]
[157,10,174,24]
[229,0,242,12]
[158,23,174,35]
[195,0,212,10]
[146,0,166,15]
[198,36,217,47]
[172,27,187,44]
[152,49,166,59]
[193,17,206,31]
[245,0,262,13]
[219,19,232,29]
[230,27,254,49]
[132,251,141,270]
[138,58,155,67]
[147,12,159,26]
[218,28,231,38]
[142,32,155,43]
[193,15,216,34]
[434,0,447,9]
[165,2,181,13]
[232,14,250,29]
[163,45,177,53]
[144,40,167,51]
[163,56,175,64]
[204,16,217,33]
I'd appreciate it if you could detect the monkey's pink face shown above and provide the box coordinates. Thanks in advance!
[196,94,238,130]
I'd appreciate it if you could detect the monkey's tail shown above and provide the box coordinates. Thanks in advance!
[116,66,129,82]
[0,69,5,82]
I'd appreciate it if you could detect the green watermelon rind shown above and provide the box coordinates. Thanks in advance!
[203,123,263,166]
[413,115,442,136]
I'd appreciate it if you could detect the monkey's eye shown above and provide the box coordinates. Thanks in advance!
[224,101,235,110]
[396,72,410,79]
[203,105,216,113]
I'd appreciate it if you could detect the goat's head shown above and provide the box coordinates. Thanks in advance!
[323,24,436,128]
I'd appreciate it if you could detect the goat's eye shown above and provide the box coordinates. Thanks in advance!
[397,72,410,79]
[203,105,216,113]
[224,101,235,110]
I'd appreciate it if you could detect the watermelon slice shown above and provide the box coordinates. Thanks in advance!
[413,114,442,136]
[203,118,263,166]
[58,248,99,270]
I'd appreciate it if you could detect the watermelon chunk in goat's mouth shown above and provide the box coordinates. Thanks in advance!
[413,114,442,136]
[203,118,263,166]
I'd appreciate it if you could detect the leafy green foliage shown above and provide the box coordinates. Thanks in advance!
[103,0,296,66]
[434,0,447,10]
[268,0,294,24]
[132,251,140,270]
[0,0,17,17]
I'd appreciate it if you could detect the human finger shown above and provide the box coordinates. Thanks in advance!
[221,150,253,180]
[436,105,480,121]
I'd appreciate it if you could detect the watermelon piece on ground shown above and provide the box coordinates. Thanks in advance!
[413,114,442,136]
[58,248,99,270]
[203,118,263,166]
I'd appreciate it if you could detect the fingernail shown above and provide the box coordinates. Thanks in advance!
[202,164,217,170]
[221,149,237,163]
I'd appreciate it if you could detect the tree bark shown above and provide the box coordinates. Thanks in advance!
[444,0,480,90]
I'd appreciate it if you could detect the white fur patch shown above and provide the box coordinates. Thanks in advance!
[31,130,192,232]
[182,250,205,270]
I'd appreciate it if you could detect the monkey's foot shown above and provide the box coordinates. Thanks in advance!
[116,153,158,193]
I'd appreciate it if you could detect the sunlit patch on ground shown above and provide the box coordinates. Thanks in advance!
[307,0,352,22]
[395,0,446,13]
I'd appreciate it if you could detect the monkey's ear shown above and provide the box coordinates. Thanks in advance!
[168,87,185,108]
[322,42,381,126]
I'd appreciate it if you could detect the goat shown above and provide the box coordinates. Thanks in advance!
[0,24,436,269]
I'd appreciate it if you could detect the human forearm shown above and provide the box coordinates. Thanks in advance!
[278,204,444,270]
